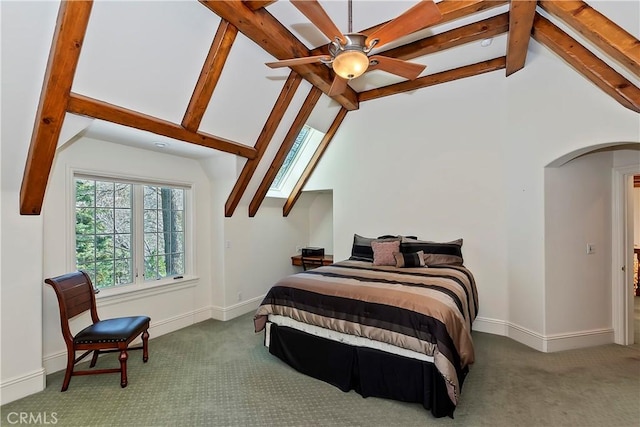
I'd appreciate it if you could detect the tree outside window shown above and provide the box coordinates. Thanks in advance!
[75,177,186,289]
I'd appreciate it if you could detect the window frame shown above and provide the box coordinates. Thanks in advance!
[69,168,197,299]
[267,125,325,199]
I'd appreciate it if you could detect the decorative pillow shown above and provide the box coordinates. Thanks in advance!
[372,240,401,266]
[400,237,464,266]
[394,250,425,268]
[350,234,401,262]
[377,234,418,240]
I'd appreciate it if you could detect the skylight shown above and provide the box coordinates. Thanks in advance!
[268,125,325,198]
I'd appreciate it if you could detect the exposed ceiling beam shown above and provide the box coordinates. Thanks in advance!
[243,1,277,11]
[377,13,509,61]
[249,87,322,217]
[182,19,238,132]
[358,0,509,37]
[67,93,257,158]
[311,0,510,58]
[539,0,640,77]
[199,0,359,111]
[20,1,93,215]
[358,57,506,102]
[225,72,303,217]
[283,107,348,217]
[532,14,640,113]
[505,0,537,76]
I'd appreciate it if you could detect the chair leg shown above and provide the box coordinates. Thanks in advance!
[142,330,149,363]
[90,350,100,368]
[61,349,75,392]
[118,350,128,388]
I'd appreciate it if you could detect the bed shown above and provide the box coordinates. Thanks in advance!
[254,235,478,418]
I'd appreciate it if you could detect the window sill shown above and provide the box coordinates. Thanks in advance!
[95,275,199,307]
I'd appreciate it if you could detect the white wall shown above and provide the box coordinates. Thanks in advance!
[1,0,60,404]
[544,151,613,345]
[308,191,333,254]
[307,69,512,333]
[200,155,310,319]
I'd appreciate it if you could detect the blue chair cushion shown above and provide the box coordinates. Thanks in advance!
[74,316,150,344]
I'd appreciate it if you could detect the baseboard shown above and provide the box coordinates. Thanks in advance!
[474,317,545,351]
[504,322,614,353]
[210,295,263,321]
[473,316,508,336]
[0,368,46,405]
[542,328,614,352]
[507,322,546,352]
[43,306,214,375]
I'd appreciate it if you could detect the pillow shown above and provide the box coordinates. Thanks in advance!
[394,250,425,268]
[372,240,401,266]
[377,234,418,240]
[350,234,401,262]
[400,237,464,266]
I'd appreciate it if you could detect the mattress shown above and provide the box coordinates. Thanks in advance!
[266,314,434,363]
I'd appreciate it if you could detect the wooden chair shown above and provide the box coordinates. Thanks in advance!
[45,271,150,391]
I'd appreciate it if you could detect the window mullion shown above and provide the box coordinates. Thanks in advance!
[133,184,144,284]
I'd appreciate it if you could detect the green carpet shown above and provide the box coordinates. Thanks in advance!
[2,313,639,426]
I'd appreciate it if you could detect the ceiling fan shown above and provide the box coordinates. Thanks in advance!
[266,0,443,96]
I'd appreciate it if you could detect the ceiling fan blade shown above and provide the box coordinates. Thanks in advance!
[266,55,332,69]
[368,55,426,80]
[290,0,346,44]
[365,0,442,49]
[328,75,348,97]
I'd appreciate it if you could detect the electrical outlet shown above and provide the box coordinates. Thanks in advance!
[295,245,302,253]
[586,243,595,254]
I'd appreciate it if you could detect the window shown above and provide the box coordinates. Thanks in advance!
[268,125,325,197]
[271,125,311,190]
[74,176,188,289]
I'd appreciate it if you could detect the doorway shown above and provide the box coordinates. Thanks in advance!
[613,166,640,345]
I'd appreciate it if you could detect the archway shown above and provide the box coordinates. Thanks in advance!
[545,142,639,346]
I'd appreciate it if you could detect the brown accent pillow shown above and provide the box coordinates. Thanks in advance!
[372,240,400,266]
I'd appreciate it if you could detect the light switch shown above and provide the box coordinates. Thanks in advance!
[586,243,595,254]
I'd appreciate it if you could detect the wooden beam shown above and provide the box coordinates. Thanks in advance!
[539,0,640,77]
[20,1,93,215]
[283,107,347,217]
[67,93,257,158]
[359,57,506,102]
[532,14,640,113]
[243,1,277,11]
[377,13,509,61]
[248,87,322,217]
[358,0,509,38]
[225,72,303,217]
[182,20,238,132]
[506,0,537,76]
[199,0,359,111]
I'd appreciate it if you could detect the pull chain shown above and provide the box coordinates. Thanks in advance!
[348,0,352,33]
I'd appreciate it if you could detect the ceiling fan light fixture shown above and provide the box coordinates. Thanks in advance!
[332,50,369,80]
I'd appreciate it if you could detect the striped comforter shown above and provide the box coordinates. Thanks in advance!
[254,259,478,406]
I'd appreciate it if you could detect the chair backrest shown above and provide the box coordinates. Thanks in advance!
[45,271,100,341]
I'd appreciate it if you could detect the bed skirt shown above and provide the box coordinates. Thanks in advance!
[267,323,465,418]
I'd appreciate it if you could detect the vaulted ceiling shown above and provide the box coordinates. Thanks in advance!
[20,0,640,217]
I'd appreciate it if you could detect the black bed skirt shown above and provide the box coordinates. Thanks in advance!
[267,323,461,418]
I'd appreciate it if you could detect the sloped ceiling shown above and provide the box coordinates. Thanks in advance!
[19,0,640,216]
